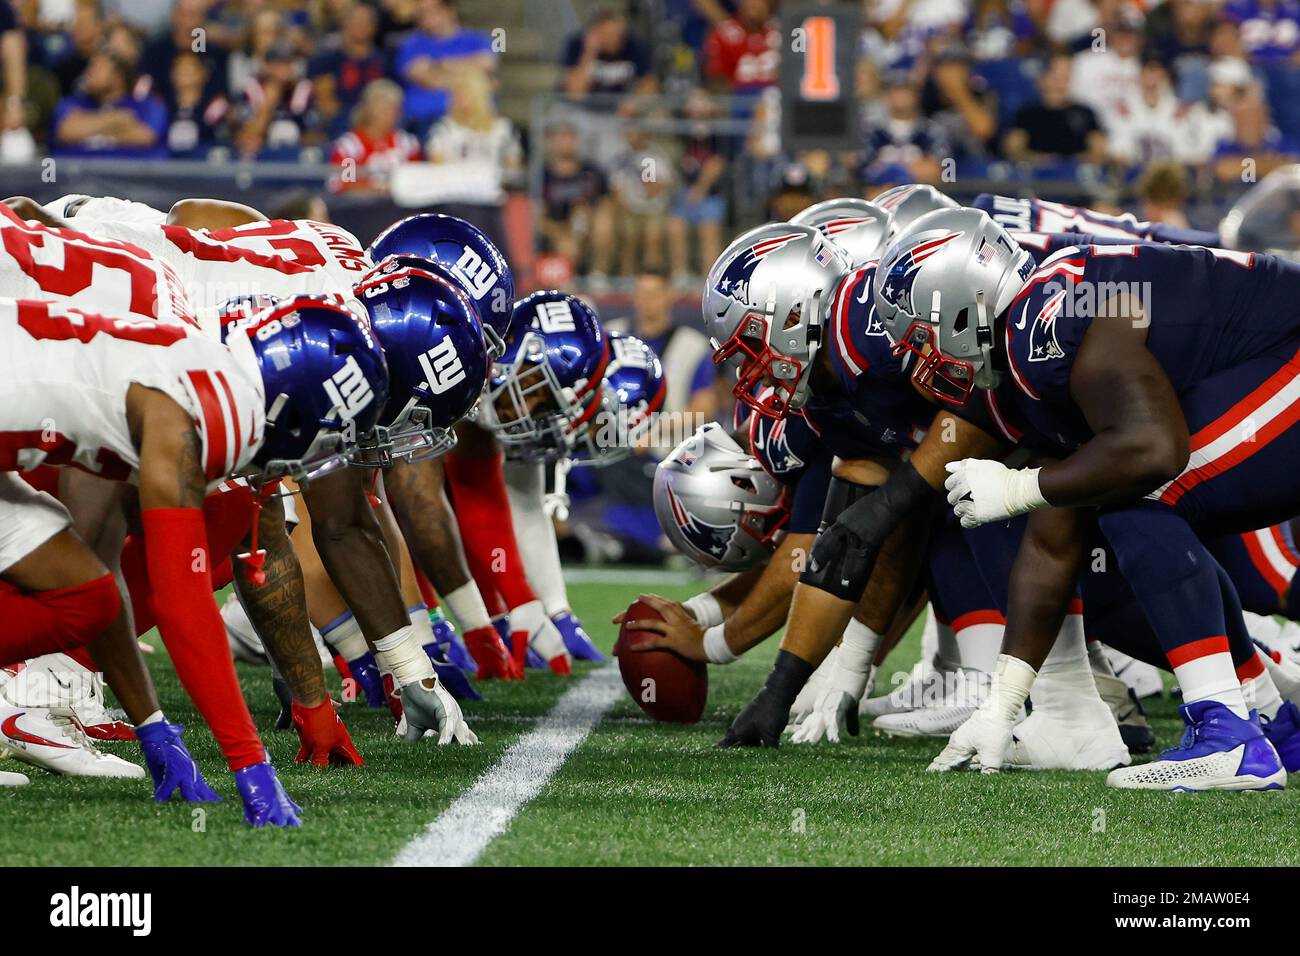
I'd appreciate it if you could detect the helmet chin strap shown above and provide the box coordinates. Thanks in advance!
[973,289,1001,390]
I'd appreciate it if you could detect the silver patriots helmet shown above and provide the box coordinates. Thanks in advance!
[702,222,851,419]
[874,207,1034,405]
[653,423,788,570]
[875,184,961,247]
[1220,164,1300,258]
[790,197,890,266]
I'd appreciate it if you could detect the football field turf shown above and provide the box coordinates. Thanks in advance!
[4,572,1299,867]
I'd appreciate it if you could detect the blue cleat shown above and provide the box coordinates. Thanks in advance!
[423,641,483,701]
[1261,700,1300,772]
[272,677,293,730]
[431,610,477,673]
[552,611,605,662]
[344,651,388,708]
[234,762,302,827]
[1106,700,1287,791]
[137,719,223,803]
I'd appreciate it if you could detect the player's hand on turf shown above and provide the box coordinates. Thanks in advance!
[927,705,1016,773]
[400,678,480,746]
[615,593,708,663]
[136,719,222,803]
[718,687,788,748]
[234,761,302,827]
[291,700,364,767]
[790,689,860,744]
[944,459,1046,529]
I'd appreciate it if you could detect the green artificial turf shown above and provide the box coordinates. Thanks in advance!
[5,576,1298,866]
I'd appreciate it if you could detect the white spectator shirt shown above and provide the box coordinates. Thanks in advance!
[425,117,522,204]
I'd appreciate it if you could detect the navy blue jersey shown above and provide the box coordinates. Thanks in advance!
[1000,242,1300,450]
[974,193,1220,248]
[823,263,934,456]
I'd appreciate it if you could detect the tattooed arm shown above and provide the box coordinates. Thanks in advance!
[382,455,476,597]
[233,494,328,707]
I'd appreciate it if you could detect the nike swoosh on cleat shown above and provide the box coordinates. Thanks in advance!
[1,714,74,750]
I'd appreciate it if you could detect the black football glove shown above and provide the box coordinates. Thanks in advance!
[718,651,815,748]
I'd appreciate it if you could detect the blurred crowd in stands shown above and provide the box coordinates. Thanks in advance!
[1,0,1299,288]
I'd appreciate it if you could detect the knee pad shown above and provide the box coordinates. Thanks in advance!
[802,478,879,602]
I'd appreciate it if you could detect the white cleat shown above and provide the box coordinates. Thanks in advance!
[0,769,28,786]
[873,668,990,738]
[1004,700,1131,770]
[861,657,946,721]
[0,706,144,778]
[1,655,134,741]
[1104,648,1165,700]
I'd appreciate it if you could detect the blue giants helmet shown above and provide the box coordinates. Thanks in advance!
[568,331,667,467]
[352,257,490,465]
[225,295,390,480]
[366,214,515,357]
[484,291,609,460]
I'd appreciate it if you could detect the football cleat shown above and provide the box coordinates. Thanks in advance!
[1106,701,1286,792]
[430,609,477,673]
[463,625,520,680]
[1094,672,1157,754]
[272,677,294,731]
[0,769,28,786]
[873,668,989,738]
[1260,700,1300,773]
[552,611,604,662]
[222,590,269,665]
[1105,647,1165,700]
[340,651,387,708]
[860,657,946,721]
[528,614,572,676]
[1003,698,1131,771]
[1,655,134,741]
[422,641,482,701]
[234,762,302,827]
[0,706,144,778]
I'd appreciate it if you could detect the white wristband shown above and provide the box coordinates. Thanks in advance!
[1005,466,1048,517]
[988,654,1037,721]
[703,624,737,664]
[683,593,725,628]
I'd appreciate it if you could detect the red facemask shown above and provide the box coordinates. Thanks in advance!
[890,322,976,406]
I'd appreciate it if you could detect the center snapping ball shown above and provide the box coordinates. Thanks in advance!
[614,599,708,723]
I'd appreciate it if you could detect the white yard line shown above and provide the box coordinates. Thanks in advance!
[390,665,623,867]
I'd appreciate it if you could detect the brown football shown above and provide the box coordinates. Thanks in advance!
[613,599,708,724]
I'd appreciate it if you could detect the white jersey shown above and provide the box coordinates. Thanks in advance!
[74,218,373,328]
[0,298,264,486]
[0,204,194,326]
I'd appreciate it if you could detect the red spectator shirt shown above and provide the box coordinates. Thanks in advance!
[704,16,780,92]
[328,128,422,193]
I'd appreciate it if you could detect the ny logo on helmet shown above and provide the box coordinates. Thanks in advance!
[418,336,467,394]
[323,355,375,421]
[453,246,498,299]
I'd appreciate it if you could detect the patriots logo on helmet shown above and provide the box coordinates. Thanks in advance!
[712,232,804,308]
[1026,288,1068,363]
[818,217,872,238]
[665,484,734,559]
[753,415,805,475]
[878,232,962,321]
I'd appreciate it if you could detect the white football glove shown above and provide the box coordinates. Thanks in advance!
[398,680,480,746]
[944,459,1047,529]
[787,645,839,730]
[927,654,1035,772]
[791,689,859,744]
[790,623,880,745]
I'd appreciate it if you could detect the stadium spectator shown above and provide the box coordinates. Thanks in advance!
[1,0,28,141]
[1070,7,1144,123]
[609,120,675,277]
[1108,55,1218,166]
[667,87,727,289]
[49,0,104,96]
[561,6,657,104]
[1145,0,1215,77]
[1211,73,1300,181]
[227,8,289,94]
[766,161,817,221]
[1135,161,1194,226]
[1003,53,1108,165]
[232,42,320,159]
[860,69,951,184]
[920,46,998,159]
[329,77,418,194]
[965,0,1044,60]
[1224,0,1300,63]
[141,0,227,104]
[310,0,389,138]
[626,269,718,421]
[163,50,231,158]
[538,121,616,286]
[51,49,166,157]
[396,0,495,130]
[703,0,779,95]
[425,70,521,244]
